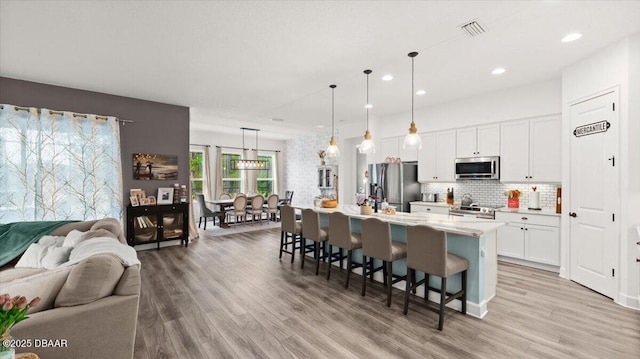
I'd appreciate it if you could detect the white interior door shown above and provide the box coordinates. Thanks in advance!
[569,91,618,298]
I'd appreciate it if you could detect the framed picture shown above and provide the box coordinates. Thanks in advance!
[140,197,150,206]
[133,153,178,180]
[130,196,140,207]
[130,189,146,200]
[157,187,174,204]
[147,196,157,206]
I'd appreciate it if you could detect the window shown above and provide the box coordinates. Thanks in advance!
[222,153,241,195]
[256,154,274,196]
[189,150,204,197]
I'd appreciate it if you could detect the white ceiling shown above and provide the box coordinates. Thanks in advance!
[1,1,639,139]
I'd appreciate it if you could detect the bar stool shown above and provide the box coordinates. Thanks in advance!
[279,205,302,263]
[360,217,407,307]
[327,212,363,288]
[301,208,328,275]
[404,225,468,331]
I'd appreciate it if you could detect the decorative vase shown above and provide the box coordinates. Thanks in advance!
[507,197,520,209]
[360,205,372,215]
[0,332,15,359]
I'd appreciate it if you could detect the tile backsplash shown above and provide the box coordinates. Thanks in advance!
[422,181,559,209]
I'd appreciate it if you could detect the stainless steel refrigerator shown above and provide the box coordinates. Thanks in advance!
[368,162,420,212]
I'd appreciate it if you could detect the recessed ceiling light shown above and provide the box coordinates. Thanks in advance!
[382,75,393,81]
[271,118,285,122]
[416,90,426,95]
[562,33,582,43]
[365,104,373,109]
[316,125,325,128]
[491,67,506,75]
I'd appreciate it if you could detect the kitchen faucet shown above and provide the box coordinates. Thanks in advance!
[371,184,384,213]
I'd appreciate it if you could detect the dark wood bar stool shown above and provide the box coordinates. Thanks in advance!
[279,205,302,263]
[301,208,328,275]
[360,217,407,307]
[404,225,468,331]
[327,212,363,288]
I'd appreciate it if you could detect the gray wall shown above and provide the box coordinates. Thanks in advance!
[0,76,190,215]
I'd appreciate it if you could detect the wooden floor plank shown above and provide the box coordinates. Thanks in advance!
[134,227,640,359]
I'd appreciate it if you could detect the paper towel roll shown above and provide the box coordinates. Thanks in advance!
[529,192,540,209]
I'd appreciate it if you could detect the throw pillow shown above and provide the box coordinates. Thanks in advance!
[38,235,65,247]
[54,254,125,307]
[41,246,73,270]
[81,228,118,241]
[62,229,86,247]
[90,218,125,244]
[15,243,46,268]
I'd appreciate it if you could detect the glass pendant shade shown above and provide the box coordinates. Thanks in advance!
[359,70,375,154]
[326,84,340,158]
[359,130,375,154]
[403,52,422,150]
[326,136,340,158]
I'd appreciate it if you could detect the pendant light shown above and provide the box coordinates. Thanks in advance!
[231,128,269,170]
[359,69,375,154]
[403,52,422,150]
[325,84,340,158]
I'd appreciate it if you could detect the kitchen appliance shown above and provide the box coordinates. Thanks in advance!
[455,156,500,180]
[422,193,438,202]
[449,204,499,220]
[368,162,420,212]
[461,193,473,206]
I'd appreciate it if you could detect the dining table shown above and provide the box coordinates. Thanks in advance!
[207,195,269,228]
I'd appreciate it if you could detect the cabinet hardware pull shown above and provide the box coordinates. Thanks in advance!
[521,217,528,220]
[525,228,528,231]
[569,212,577,218]
[520,227,524,230]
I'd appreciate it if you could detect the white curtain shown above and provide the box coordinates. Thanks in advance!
[0,104,123,222]
[274,151,283,195]
[243,149,258,194]
[214,146,223,198]
[203,146,213,201]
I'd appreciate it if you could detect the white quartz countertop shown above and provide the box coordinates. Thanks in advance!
[409,201,452,207]
[294,204,504,237]
[495,207,561,217]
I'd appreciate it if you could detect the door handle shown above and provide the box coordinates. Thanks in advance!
[569,212,577,218]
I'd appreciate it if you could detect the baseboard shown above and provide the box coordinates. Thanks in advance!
[498,256,560,273]
[617,293,640,311]
[559,266,569,279]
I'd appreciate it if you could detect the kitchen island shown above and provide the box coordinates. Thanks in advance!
[293,204,504,318]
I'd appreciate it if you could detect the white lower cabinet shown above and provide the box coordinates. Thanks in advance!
[410,203,449,215]
[496,211,560,267]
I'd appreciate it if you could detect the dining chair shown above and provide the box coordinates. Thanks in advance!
[404,225,468,331]
[246,195,265,224]
[264,194,279,222]
[231,195,248,224]
[278,190,294,206]
[219,193,232,200]
[196,194,221,230]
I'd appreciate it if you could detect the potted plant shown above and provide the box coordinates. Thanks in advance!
[1,293,40,359]
[504,189,522,208]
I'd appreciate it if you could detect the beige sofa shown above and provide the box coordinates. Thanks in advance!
[0,220,140,359]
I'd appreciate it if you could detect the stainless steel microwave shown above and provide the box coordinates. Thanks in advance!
[455,156,500,180]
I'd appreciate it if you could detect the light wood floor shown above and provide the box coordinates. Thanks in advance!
[134,228,640,359]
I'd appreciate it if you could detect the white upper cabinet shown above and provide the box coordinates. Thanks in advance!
[418,130,455,182]
[529,117,561,182]
[500,117,561,183]
[418,132,437,182]
[378,136,418,162]
[456,124,500,158]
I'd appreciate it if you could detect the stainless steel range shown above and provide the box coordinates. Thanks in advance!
[449,205,499,219]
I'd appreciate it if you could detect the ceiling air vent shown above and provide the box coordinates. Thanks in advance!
[460,20,485,37]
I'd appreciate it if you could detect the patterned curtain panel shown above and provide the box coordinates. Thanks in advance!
[0,105,123,222]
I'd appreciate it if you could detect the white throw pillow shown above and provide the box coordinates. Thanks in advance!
[41,246,73,270]
[63,229,86,247]
[15,243,46,268]
[38,235,65,247]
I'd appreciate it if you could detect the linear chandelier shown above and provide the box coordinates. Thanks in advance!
[230,127,270,170]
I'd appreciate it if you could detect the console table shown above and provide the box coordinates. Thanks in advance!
[126,203,189,248]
